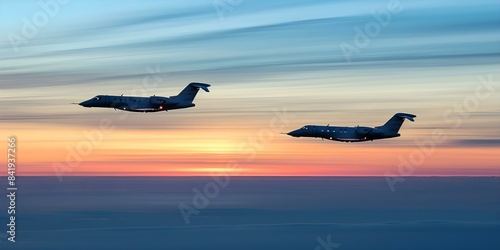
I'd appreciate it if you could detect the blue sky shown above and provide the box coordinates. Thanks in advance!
[2,0,498,125]
[2,0,498,84]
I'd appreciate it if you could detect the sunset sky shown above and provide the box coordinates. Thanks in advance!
[1,0,499,176]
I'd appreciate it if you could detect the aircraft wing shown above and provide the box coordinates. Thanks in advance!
[329,138,368,143]
[115,105,165,112]
[115,105,130,111]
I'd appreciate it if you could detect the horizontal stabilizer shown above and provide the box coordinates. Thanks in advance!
[190,82,211,92]
[395,113,416,122]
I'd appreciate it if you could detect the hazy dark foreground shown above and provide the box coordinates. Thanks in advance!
[1,177,499,250]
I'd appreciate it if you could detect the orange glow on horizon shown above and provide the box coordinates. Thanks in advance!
[1,123,499,177]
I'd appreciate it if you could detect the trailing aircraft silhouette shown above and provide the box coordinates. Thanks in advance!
[286,113,416,142]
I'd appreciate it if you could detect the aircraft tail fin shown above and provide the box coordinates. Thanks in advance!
[377,113,416,133]
[174,82,210,103]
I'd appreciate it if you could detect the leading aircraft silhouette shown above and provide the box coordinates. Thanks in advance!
[78,82,210,112]
[286,113,416,142]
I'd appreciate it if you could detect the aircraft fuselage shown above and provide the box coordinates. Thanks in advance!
[287,125,398,142]
[79,95,194,112]
[77,82,210,113]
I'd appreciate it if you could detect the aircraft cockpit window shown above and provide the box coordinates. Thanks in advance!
[95,97,100,100]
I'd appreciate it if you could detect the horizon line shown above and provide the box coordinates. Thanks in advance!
[6,175,500,178]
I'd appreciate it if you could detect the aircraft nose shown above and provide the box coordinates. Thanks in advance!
[79,100,91,107]
[287,129,301,137]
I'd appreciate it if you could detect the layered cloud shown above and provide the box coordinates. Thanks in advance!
[0,0,499,176]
